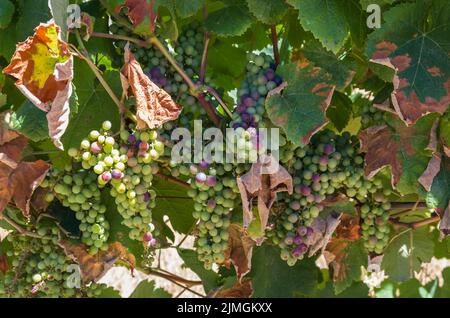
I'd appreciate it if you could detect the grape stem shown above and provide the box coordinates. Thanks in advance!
[145,268,205,297]
[89,31,222,127]
[203,86,233,119]
[199,33,210,84]
[271,25,280,68]
[389,215,440,229]
[155,173,190,189]
[0,213,44,239]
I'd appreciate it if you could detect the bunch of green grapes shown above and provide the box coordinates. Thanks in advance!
[230,52,283,129]
[269,130,387,265]
[181,162,240,270]
[360,198,391,254]
[0,224,107,298]
[43,169,110,254]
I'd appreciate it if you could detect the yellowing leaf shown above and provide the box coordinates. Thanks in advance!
[3,22,74,149]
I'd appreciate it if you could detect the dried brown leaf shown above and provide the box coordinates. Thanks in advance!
[0,112,19,146]
[0,254,8,274]
[237,155,293,238]
[224,224,254,282]
[419,153,442,192]
[60,241,135,282]
[308,213,342,256]
[210,280,253,298]
[121,45,181,130]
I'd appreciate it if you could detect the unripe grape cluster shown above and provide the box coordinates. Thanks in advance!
[180,161,239,269]
[42,168,110,254]
[0,224,107,298]
[231,53,283,129]
[360,199,391,254]
[270,130,389,264]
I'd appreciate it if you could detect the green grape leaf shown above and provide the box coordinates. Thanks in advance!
[287,0,349,54]
[314,281,369,298]
[49,0,69,40]
[343,0,368,49]
[0,0,14,29]
[424,157,449,211]
[130,280,171,298]
[152,176,195,235]
[441,112,450,157]
[360,0,395,9]
[326,91,353,132]
[9,101,48,142]
[208,40,247,79]
[382,227,434,282]
[205,4,254,37]
[250,245,319,297]
[97,286,122,298]
[359,114,437,195]
[174,0,204,18]
[303,40,356,90]
[367,1,450,125]
[246,0,288,25]
[265,62,335,146]
[178,248,220,293]
[62,60,120,150]
[0,0,51,60]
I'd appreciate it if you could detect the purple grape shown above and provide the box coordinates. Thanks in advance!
[265,69,275,80]
[195,172,207,183]
[139,141,149,151]
[199,160,209,170]
[150,67,161,78]
[294,236,303,245]
[206,175,217,187]
[274,75,283,85]
[159,77,168,86]
[232,122,241,129]
[236,105,245,113]
[251,91,260,100]
[243,97,254,107]
[143,232,153,242]
[149,238,157,247]
[319,156,329,166]
[90,142,101,154]
[241,112,250,122]
[312,174,321,183]
[301,185,312,196]
[324,144,335,155]
[314,195,323,203]
[111,169,123,179]
[290,201,301,210]
[101,171,112,182]
[143,192,151,202]
[292,243,308,257]
[128,134,136,144]
[207,199,216,210]
[297,225,308,236]
[306,227,314,237]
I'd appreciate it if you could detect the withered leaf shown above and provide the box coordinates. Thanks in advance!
[111,0,157,35]
[120,44,181,130]
[209,279,253,298]
[60,241,136,282]
[2,22,74,150]
[0,254,8,274]
[237,155,293,238]
[419,153,442,192]
[224,224,254,282]
[308,213,342,256]
[0,135,49,217]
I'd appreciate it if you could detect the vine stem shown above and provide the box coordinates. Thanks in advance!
[203,86,233,119]
[389,215,440,229]
[89,31,222,127]
[0,213,44,239]
[144,268,205,297]
[199,33,210,84]
[271,25,280,67]
[155,172,190,189]
[72,31,124,119]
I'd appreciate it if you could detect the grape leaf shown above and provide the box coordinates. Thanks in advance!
[250,245,319,297]
[223,224,254,281]
[359,114,437,195]
[0,0,14,29]
[0,111,19,145]
[441,112,450,157]
[3,22,74,149]
[49,0,69,40]
[101,0,157,36]
[173,0,204,18]
[382,227,434,282]
[327,91,353,132]
[60,241,136,283]
[265,62,335,146]
[207,40,247,79]
[205,4,254,37]
[360,0,394,8]
[9,101,48,142]
[121,46,182,130]
[210,279,253,298]
[130,280,171,298]
[287,0,349,54]
[62,60,120,150]
[178,248,220,293]
[302,40,356,90]
[0,135,50,218]
[151,176,195,235]
[246,0,288,25]
[367,1,450,125]
[0,0,51,60]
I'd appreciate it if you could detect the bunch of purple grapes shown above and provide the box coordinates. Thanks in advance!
[231,53,283,129]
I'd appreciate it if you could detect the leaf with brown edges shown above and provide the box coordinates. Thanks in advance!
[60,241,136,282]
[120,45,181,130]
[224,224,255,282]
